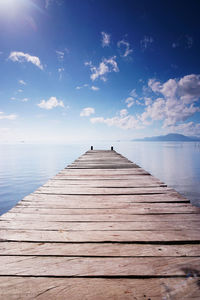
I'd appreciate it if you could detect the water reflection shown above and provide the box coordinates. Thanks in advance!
[114,142,200,206]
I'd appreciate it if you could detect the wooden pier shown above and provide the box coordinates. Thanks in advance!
[0,149,200,299]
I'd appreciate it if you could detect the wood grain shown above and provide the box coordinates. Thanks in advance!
[0,149,200,299]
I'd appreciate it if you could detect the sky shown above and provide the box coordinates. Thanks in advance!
[0,0,200,143]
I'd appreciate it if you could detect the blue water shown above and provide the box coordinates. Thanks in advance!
[0,142,200,215]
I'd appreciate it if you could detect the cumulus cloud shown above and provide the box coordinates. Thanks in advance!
[90,113,140,130]
[101,32,110,47]
[167,122,200,137]
[90,86,99,91]
[85,56,119,81]
[125,97,134,108]
[124,89,138,108]
[89,74,200,133]
[140,36,154,50]
[117,40,132,57]
[0,112,17,120]
[19,80,26,85]
[129,89,137,98]
[9,52,43,70]
[75,84,99,91]
[120,109,128,117]
[85,74,200,134]
[80,107,95,117]
[37,97,64,110]
[141,74,200,127]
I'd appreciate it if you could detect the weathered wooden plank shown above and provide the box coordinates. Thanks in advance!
[1,220,200,231]
[47,176,164,182]
[1,242,200,256]
[9,205,200,215]
[0,256,200,276]
[22,192,188,204]
[43,179,166,188]
[2,213,200,222]
[54,173,154,178]
[57,169,150,176]
[0,229,200,242]
[0,277,200,300]
[67,164,139,169]
[73,159,132,163]
[18,201,190,209]
[60,168,147,174]
[35,186,174,195]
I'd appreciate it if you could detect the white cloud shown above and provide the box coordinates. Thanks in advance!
[178,74,200,102]
[90,112,140,130]
[58,67,64,80]
[167,122,200,137]
[0,112,17,120]
[10,97,16,101]
[18,89,23,93]
[144,97,152,106]
[148,78,162,93]
[80,107,95,117]
[19,80,26,85]
[140,36,154,50]
[125,97,134,108]
[117,40,133,57]
[124,89,138,108]
[75,84,99,91]
[9,51,43,70]
[141,74,200,127]
[101,32,110,47]
[90,86,99,91]
[85,56,119,81]
[37,97,64,110]
[120,109,128,117]
[84,73,200,134]
[56,50,65,61]
[129,89,137,98]
[22,98,29,102]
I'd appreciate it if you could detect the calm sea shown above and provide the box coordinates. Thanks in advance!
[0,141,200,215]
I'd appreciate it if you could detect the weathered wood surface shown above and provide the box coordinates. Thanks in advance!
[1,277,200,300]
[0,149,200,300]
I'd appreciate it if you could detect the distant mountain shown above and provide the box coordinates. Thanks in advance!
[133,133,200,142]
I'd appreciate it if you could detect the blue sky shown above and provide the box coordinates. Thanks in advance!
[0,0,200,143]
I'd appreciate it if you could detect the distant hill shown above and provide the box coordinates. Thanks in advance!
[133,133,200,142]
